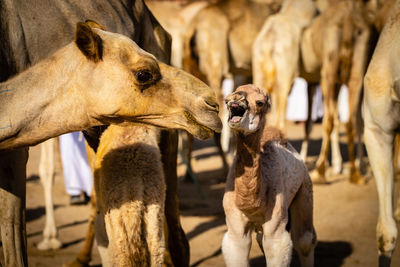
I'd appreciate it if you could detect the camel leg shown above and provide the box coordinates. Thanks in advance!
[182,132,194,182]
[346,28,370,184]
[310,28,340,184]
[364,124,397,265]
[160,130,190,267]
[300,84,317,162]
[94,212,111,267]
[37,138,63,251]
[290,182,316,267]
[222,201,252,267]
[275,75,295,131]
[262,219,292,267]
[214,132,229,178]
[0,148,28,266]
[64,189,97,267]
[330,105,342,175]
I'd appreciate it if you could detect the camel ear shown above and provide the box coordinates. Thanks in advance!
[84,20,106,31]
[75,22,103,62]
[265,93,271,113]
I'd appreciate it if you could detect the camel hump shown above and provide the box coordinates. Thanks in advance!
[75,21,104,62]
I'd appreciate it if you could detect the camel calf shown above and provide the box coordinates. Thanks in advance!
[222,85,316,267]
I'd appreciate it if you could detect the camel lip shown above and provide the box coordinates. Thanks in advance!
[184,111,222,134]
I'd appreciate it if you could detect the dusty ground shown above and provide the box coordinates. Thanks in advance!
[19,121,400,266]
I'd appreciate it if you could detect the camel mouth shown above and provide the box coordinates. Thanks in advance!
[227,101,247,125]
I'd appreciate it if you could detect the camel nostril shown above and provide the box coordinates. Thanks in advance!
[205,100,219,112]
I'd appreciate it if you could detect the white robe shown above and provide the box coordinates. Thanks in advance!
[59,132,93,196]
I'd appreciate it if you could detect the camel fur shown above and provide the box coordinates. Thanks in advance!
[363,0,400,265]
[222,84,316,267]
[252,0,317,130]
[91,124,166,266]
[0,2,222,265]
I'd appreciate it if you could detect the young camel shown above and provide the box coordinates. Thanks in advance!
[363,0,400,265]
[222,84,316,267]
[0,21,221,267]
[252,0,317,130]
[93,124,167,266]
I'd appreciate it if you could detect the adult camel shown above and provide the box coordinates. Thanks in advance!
[0,1,221,266]
[299,0,375,184]
[364,0,400,265]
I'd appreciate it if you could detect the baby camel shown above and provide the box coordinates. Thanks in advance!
[222,84,316,267]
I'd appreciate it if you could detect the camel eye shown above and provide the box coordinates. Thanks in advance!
[135,70,153,83]
[256,101,264,107]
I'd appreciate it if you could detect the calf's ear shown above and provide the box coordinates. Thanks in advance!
[75,22,103,62]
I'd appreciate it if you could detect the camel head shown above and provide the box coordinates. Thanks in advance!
[225,84,270,135]
[75,21,222,140]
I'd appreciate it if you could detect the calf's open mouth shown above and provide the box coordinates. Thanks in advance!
[228,102,247,124]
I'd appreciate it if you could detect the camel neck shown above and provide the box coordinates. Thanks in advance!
[233,129,263,213]
[0,44,95,150]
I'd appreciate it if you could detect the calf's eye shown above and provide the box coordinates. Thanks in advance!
[256,101,264,107]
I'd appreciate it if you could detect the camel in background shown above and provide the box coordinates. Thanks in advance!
[299,0,375,184]
[363,0,400,265]
[182,0,281,179]
[0,1,222,265]
[252,0,317,131]
[145,0,208,69]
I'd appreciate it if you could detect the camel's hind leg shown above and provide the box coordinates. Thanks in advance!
[37,138,62,251]
[290,181,316,267]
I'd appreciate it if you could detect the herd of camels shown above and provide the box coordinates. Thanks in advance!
[1,0,400,266]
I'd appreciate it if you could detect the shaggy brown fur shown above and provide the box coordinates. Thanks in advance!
[95,125,166,266]
[222,84,316,267]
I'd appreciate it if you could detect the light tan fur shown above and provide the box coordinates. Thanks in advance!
[222,85,316,267]
[363,0,400,265]
[145,0,208,69]
[252,0,317,130]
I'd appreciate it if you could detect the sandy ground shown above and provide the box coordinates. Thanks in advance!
[15,121,400,266]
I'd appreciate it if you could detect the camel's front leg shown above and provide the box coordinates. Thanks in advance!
[37,138,62,250]
[160,130,190,267]
[300,84,317,162]
[262,217,292,267]
[0,148,28,266]
[364,123,397,266]
[311,28,340,184]
[222,193,252,267]
[345,26,370,185]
